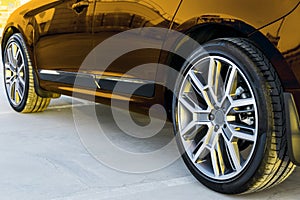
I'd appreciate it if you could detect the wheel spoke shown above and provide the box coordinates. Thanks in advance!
[189,70,206,90]
[234,129,256,141]
[233,131,256,142]
[192,125,214,163]
[11,80,18,103]
[215,135,226,175]
[214,61,222,96]
[179,93,198,113]
[180,121,197,137]
[5,62,15,72]
[223,124,256,142]
[229,123,255,134]
[18,76,26,89]
[15,88,18,104]
[11,43,18,59]
[225,67,237,96]
[207,58,223,103]
[14,48,21,60]
[211,148,220,177]
[195,109,210,123]
[7,45,15,65]
[188,70,214,108]
[5,77,11,85]
[182,125,199,141]
[225,139,242,171]
[18,63,25,74]
[15,81,19,103]
[210,133,224,177]
[192,141,207,163]
[5,73,14,84]
[6,78,12,100]
[16,83,24,99]
[231,97,255,108]
[207,57,216,88]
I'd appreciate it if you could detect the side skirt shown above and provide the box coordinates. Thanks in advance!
[38,70,155,98]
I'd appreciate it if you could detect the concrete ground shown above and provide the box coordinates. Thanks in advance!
[1,68,300,199]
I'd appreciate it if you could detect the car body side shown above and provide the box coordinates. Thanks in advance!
[2,0,300,162]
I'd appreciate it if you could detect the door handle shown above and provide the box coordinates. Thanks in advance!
[72,0,89,13]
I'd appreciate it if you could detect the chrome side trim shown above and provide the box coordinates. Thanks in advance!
[39,69,60,75]
[39,70,155,85]
[94,75,155,85]
[39,69,92,78]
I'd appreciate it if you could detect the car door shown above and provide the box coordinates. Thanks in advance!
[35,0,95,74]
[84,0,181,97]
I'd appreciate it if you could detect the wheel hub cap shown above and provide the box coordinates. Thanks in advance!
[210,109,225,126]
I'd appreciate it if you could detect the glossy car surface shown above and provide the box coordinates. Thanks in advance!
[2,0,300,194]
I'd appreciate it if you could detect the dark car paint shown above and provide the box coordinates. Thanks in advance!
[2,0,300,162]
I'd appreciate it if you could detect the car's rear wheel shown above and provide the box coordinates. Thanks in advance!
[173,38,295,194]
[3,33,51,113]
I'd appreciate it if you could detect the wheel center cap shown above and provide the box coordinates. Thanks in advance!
[215,110,225,125]
[209,109,225,126]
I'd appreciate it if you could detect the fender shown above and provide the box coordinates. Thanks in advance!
[172,16,300,89]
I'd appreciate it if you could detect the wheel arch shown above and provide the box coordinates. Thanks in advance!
[170,18,299,88]
[2,26,60,99]
[163,19,299,118]
[1,26,21,58]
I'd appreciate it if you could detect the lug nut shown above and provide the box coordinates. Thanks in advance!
[215,125,220,131]
[209,114,215,121]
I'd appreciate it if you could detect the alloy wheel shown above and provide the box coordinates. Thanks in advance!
[177,55,258,180]
[4,41,27,106]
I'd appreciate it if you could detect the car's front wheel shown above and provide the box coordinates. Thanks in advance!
[3,33,51,113]
[173,38,295,194]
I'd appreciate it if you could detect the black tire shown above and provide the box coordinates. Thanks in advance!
[173,37,295,194]
[3,33,51,113]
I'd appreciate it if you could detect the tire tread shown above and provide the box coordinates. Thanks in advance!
[220,38,295,193]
